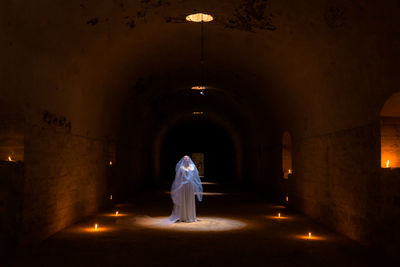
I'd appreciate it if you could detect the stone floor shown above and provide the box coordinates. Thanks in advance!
[7,182,387,266]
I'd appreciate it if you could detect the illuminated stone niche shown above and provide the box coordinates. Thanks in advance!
[380,92,400,168]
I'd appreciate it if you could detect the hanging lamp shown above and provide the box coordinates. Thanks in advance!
[186,13,213,95]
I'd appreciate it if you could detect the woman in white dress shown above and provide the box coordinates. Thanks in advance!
[169,155,203,222]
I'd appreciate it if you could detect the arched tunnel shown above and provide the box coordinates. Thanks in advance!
[1,0,400,265]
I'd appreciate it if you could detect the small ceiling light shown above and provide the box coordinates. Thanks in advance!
[186,13,213,23]
[191,86,207,90]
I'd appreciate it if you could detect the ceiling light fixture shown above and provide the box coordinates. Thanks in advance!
[187,12,213,95]
[186,13,213,23]
[191,86,207,90]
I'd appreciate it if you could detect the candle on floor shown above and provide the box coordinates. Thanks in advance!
[95,224,98,231]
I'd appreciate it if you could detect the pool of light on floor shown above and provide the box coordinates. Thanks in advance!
[77,226,116,233]
[102,213,129,217]
[294,234,327,241]
[266,215,292,220]
[135,216,247,232]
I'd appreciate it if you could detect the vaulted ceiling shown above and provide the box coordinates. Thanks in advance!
[2,0,400,142]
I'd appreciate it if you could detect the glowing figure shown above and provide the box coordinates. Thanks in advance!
[169,155,203,223]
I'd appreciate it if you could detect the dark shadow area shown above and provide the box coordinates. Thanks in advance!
[160,117,236,187]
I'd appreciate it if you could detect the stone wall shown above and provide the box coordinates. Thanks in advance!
[0,117,24,162]
[289,123,400,245]
[0,161,24,257]
[21,124,112,243]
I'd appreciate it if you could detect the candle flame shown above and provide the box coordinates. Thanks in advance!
[110,195,112,200]
[109,161,113,165]
[278,213,281,218]
[288,169,292,174]
[8,156,12,161]
[286,196,289,202]
[116,211,119,216]
[308,232,312,238]
[94,224,98,231]
[386,160,390,168]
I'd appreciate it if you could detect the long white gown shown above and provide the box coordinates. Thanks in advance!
[169,156,203,223]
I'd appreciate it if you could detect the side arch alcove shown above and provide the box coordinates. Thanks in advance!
[380,92,400,168]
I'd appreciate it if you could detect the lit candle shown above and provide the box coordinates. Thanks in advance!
[110,195,112,200]
[386,160,390,168]
[286,196,289,202]
[8,156,12,161]
[288,169,292,174]
[94,224,98,231]
[109,161,113,166]
[308,232,312,238]
[115,211,119,216]
[278,213,281,218]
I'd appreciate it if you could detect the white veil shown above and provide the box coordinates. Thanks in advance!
[133,155,203,227]
[170,155,203,204]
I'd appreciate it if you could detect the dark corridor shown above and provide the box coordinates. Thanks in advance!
[160,117,236,185]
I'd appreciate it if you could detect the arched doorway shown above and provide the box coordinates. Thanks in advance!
[380,92,400,168]
[160,117,236,187]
